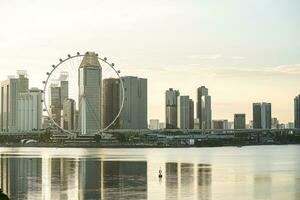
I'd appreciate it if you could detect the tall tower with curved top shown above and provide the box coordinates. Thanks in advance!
[78,52,102,134]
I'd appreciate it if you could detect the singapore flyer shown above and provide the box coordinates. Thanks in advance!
[42,52,124,135]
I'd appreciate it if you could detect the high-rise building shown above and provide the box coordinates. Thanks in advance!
[165,88,180,129]
[177,96,191,129]
[294,95,300,128]
[119,76,147,129]
[189,99,194,129]
[48,72,69,127]
[197,86,208,129]
[49,84,62,125]
[234,114,246,129]
[102,78,121,129]
[253,102,272,129]
[78,52,102,134]
[16,88,42,131]
[0,71,29,132]
[253,103,262,129]
[201,95,212,129]
[61,99,76,130]
[261,103,272,129]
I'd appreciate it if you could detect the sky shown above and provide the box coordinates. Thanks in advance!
[0,0,299,124]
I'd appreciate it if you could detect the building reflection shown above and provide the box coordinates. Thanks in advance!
[197,164,212,200]
[253,175,272,199]
[0,154,214,200]
[102,161,147,199]
[0,155,42,199]
[164,162,212,200]
[180,163,194,198]
[78,158,102,200]
[165,162,179,199]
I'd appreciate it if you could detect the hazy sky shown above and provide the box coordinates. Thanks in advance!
[0,0,299,123]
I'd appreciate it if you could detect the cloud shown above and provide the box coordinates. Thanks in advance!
[231,56,245,60]
[272,64,300,74]
[187,54,222,60]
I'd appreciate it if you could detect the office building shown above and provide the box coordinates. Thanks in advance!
[201,95,212,129]
[102,78,121,129]
[228,121,234,129]
[286,122,294,129]
[49,84,62,126]
[0,71,29,132]
[194,118,200,129]
[78,52,102,134]
[59,72,69,106]
[159,122,165,129]
[42,116,51,129]
[119,76,147,129]
[271,117,279,129]
[253,103,262,129]
[253,102,272,129]
[261,103,272,129]
[197,86,210,129]
[16,88,42,131]
[61,99,76,130]
[149,119,159,130]
[189,99,194,129]
[48,72,69,127]
[177,96,191,129]
[212,119,228,129]
[165,88,180,129]
[234,114,246,129]
[294,95,300,128]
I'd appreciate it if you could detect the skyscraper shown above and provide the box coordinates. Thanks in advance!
[102,78,121,129]
[189,99,194,129]
[197,86,208,128]
[78,52,102,134]
[253,102,272,129]
[294,95,300,128]
[253,103,262,129]
[197,86,211,129]
[177,95,191,129]
[17,88,42,131]
[234,113,246,129]
[48,72,69,127]
[119,76,147,129]
[165,88,180,129]
[261,103,271,129]
[49,84,62,125]
[201,95,212,129]
[61,99,76,130]
[0,71,29,132]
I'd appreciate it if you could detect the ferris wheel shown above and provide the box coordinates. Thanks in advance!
[42,52,125,135]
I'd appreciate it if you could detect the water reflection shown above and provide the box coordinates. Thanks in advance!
[0,156,42,199]
[0,146,299,200]
[0,155,149,200]
[197,164,211,200]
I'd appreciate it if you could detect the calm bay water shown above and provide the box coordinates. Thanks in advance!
[0,145,299,200]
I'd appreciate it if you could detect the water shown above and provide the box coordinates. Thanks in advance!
[0,145,299,200]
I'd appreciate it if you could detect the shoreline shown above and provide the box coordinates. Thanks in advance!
[0,143,298,149]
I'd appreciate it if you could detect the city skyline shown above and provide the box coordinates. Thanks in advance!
[0,0,300,123]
